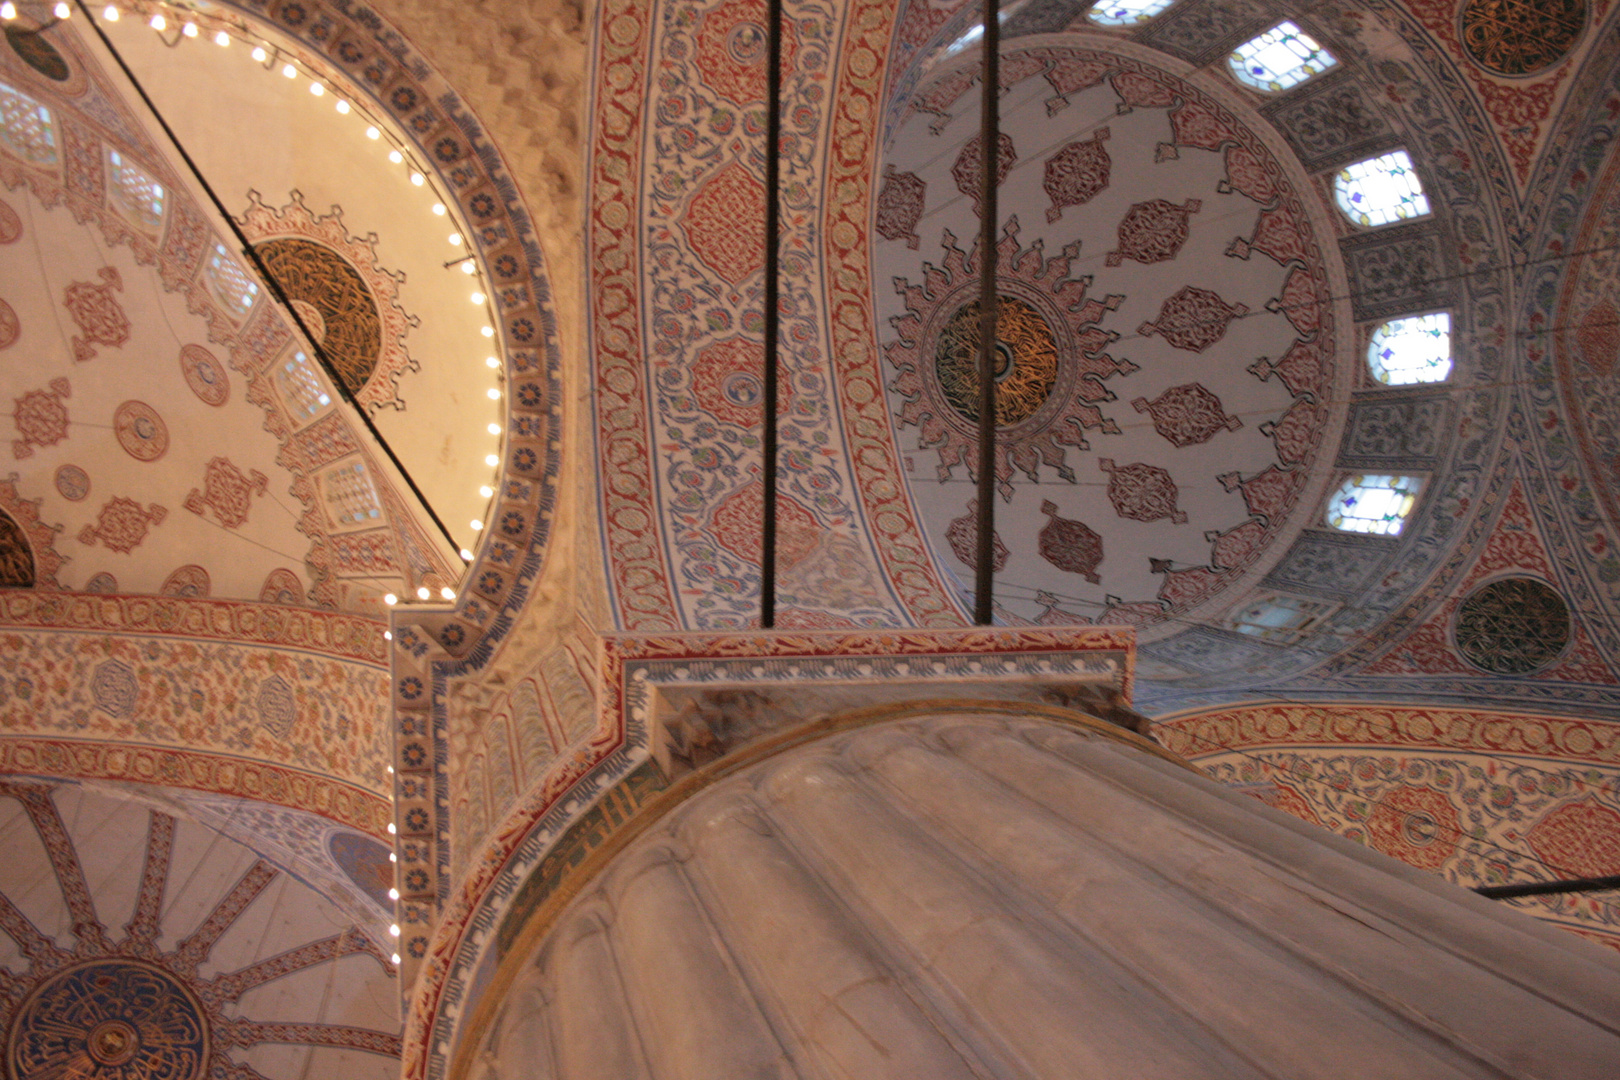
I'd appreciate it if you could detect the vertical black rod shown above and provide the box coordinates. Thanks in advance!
[760,0,784,628]
[973,0,1000,626]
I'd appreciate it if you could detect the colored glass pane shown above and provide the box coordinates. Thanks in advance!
[107,149,165,231]
[0,79,57,165]
[207,242,259,315]
[1334,150,1431,227]
[1326,474,1423,536]
[1368,312,1452,385]
[1089,0,1175,26]
[1228,22,1337,92]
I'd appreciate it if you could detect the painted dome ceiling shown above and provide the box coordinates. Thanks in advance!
[874,39,1346,632]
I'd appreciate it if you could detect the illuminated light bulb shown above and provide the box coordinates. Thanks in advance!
[389,924,400,937]
[487,423,501,435]
[149,13,166,30]
[53,2,68,18]
[459,548,474,561]
[388,852,397,863]
[215,31,229,46]
[386,823,397,835]
[479,485,494,498]
[387,765,395,774]
[470,519,484,532]
[440,587,455,600]
[384,593,397,605]
[486,356,500,369]
[471,292,486,305]
[251,46,267,62]
[416,586,430,600]
[282,63,297,78]
[389,888,400,900]
[410,172,425,186]
[461,261,476,275]
[390,953,401,965]
[335,99,350,114]
[388,149,403,164]
[0,4,15,22]
[486,388,500,400]
[485,454,499,467]
[448,232,462,246]
[103,6,118,22]
[182,23,198,38]
[310,82,324,97]
[432,202,446,216]
[365,125,380,140]
[383,630,393,641]
[480,326,495,338]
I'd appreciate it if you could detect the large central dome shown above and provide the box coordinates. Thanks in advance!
[874,39,1349,633]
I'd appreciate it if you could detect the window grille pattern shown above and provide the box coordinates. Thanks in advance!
[207,243,259,315]
[1333,151,1430,227]
[107,149,165,231]
[324,461,382,527]
[1229,594,1335,644]
[0,80,57,165]
[1368,312,1452,385]
[1228,22,1336,92]
[1325,474,1422,536]
[277,351,332,421]
[1089,0,1175,26]
[1454,578,1570,675]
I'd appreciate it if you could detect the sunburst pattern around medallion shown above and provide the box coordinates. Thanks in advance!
[885,218,1131,499]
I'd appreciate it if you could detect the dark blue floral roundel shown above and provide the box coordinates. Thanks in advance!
[9,960,209,1080]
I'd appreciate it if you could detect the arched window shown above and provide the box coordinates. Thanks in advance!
[1229,593,1335,644]
[107,149,165,231]
[1368,312,1451,385]
[277,350,332,421]
[1089,0,1176,26]
[1333,150,1430,227]
[0,80,58,165]
[206,242,259,315]
[1326,474,1423,536]
[323,460,382,527]
[1228,22,1336,92]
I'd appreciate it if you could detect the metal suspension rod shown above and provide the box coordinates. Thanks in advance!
[760,0,783,629]
[973,0,1000,626]
[1473,875,1620,899]
[72,1,462,557]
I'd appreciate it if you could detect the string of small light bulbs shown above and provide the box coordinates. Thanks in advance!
[1,0,510,612]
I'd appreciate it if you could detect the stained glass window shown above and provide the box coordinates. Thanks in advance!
[1333,150,1430,227]
[1089,0,1176,26]
[0,80,57,165]
[324,460,382,527]
[1228,22,1337,92]
[1326,474,1423,536]
[1368,312,1452,385]
[107,149,164,231]
[277,351,332,421]
[207,242,259,315]
[1229,594,1336,644]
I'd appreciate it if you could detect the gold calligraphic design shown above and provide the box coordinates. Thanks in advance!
[935,296,1059,426]
[8,960,209,1080]
[254,238,383,396]
[1459,0,1585,78]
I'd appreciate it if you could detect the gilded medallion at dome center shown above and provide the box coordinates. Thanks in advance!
[935,296,1059,426]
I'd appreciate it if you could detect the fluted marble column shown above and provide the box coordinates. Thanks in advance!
[471,711,1620,1080]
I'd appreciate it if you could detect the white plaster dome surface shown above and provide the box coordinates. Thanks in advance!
[874,39,1350,631]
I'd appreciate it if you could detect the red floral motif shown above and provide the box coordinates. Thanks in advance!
[1043,57,1110,115]
[184,457,269,530]
[1221,145,1278,204]
[1365,785,1461,872]
[1577,300,1618,377]
[1107,198,1199,266]
[11,378,70,459]
[1164,98,1238,155]
[709,481,820,571]
[63,267,130,363]
[1099,458,1186,524]
[1139,286,1248,353]
[78,498,166,554]
[1249,337,1329,398]
[1132,383,1243,447]
[1111,70,1174,109]
[1042,128,1109,223]
[1227,203,1311,268]
[160,565,212,598]
[1038,500,1102,583]
[113,401,169,463]
[953,132,1018,218]
[1205,519,1267,571]
[260,568,307,605]
[1248,782,1321,826]
[874,167,926,250]
[691,0,799,105]
[1268,266,1321,340]
[945,500,1008,571]
[1218,466,1301,522]
[1259,397,1324,466]
[1526,799,1620,879]
[0,197,20,244]
[690,336,792,428]
[679,163,766,286]
[0,298,17,350]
